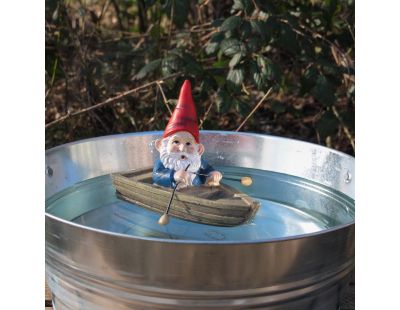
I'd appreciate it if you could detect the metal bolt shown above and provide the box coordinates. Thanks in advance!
[46,166,53,177]
[344,171,352,183]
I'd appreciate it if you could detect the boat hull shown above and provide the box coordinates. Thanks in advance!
[111,169,260,227]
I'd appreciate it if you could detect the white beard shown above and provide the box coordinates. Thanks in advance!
[159,139,201,174]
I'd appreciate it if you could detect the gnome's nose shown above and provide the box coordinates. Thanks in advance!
[179,144,185,152]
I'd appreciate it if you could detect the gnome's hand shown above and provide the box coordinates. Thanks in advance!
[206,171,222,187]
[174,170,192,189]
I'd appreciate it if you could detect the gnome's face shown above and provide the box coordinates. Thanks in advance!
[155,131,205,173]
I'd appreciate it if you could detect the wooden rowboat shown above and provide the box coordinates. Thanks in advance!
[111,168,260,227]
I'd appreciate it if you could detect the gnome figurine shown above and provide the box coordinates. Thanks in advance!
[153,80,222,190]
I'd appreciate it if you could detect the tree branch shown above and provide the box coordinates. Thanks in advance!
[235,87,273,132]
[45,73,180,129]
[199,100,215,130]
[156,81,173,116]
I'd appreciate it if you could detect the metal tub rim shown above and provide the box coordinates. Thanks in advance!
[45,130,355,162]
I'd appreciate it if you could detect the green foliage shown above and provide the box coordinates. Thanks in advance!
[220,38,242,57]
[45,0,354,155]
[313,75,336,106]
[220,16,242,32]
[316,109,340,141]
[135,59,162,79]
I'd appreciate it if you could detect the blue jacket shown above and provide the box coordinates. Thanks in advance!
[152,159,215,188]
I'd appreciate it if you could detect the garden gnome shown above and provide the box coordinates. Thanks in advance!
[153,80,222,190]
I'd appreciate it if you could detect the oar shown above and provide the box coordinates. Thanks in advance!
[194,172,253,186]
[227,176,253,186]
[158,164,191,226]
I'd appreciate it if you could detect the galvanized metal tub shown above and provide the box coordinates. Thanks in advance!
[45,131,355,310]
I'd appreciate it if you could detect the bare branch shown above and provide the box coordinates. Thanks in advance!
[235,87,273,132]
[156,82,173,116]
[45,73,180,129]
[199,100,215,130]
[251,0,260,12]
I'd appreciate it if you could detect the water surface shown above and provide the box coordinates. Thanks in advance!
[46,166,354,241]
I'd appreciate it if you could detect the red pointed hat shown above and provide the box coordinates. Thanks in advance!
[163,80,200,143]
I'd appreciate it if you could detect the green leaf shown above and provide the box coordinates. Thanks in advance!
[256,55,267,70]
[161,56,180,76]
[233,98,250,115]
[220,16,242,32]
[250,60,265,90]
[257,55,274,80]
[250,56,278,90]
[187,65,203,77]
[277,23,299,54]
[313,75,336,106]
[250,20,269,40]
[268,62,282,83]
[247,37,261,52]
[258,2,278,14]
[214,75,226,87]
[316,110,339,141]
[220,38,241,56]
[216,88,230,113]
[320,63,344,87]
[211,32,225,43]
[241,21,252,38]
[205,32,224,55]
[229,52,243,68]
[211,18,224,28]
[173,0,189,28]
[135,59,161,79]
[199,77,217,96]
[243,0,255,15]
[252,71,264,90]
[300,67,318,94]
[263,16,279,37]
[205,42,219,55]
[227,67,244,87]
[212,59,230,68]
[223,30,235,39]
[232,0,254,15]
[182,54,203,75]
[232,0,244,11]
[341,110,355,132]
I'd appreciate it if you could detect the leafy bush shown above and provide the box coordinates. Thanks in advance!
[46,0,354,155]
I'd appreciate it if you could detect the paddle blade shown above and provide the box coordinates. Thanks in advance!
[240,177,253,186]
[158,213,170,225]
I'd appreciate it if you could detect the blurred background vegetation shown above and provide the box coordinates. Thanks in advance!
[45,0,354,155]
